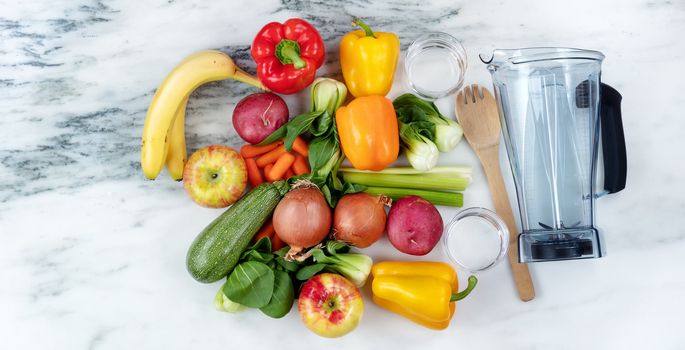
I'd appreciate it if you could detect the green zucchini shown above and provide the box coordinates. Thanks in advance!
[186,181,289,283]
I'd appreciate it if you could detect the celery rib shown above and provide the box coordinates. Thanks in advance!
[340,166,472,176]
[341,172,469,191]
[363,186,463,207]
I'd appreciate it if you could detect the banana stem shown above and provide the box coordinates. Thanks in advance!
[232,66,268,91]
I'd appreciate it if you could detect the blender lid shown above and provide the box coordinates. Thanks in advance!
[480,47,605,67]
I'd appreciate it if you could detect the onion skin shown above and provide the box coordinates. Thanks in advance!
[333,193,389,248]
[273,187,331,248]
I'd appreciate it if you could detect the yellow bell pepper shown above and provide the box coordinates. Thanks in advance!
[340,19,400,97]
[335,95,399,171]
[371,261,478,330]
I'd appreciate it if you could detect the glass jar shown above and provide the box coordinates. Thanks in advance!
[442,207,509,272]
[404,32,467,100]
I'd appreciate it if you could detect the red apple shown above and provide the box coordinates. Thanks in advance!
[298,273,363,338]
[183,145,247,208]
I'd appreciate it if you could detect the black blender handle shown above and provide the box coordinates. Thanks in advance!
[600,83,627,194]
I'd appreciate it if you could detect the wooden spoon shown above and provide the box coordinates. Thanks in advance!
[456,84,535,301]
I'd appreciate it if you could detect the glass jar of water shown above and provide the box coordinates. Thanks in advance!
[404,32,467,100]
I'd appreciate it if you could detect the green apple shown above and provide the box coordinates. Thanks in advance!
[183,145,247,208]
[298,273,363,338]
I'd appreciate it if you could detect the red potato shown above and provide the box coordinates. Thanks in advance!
[386,196,443,256]
[232,92,289,144]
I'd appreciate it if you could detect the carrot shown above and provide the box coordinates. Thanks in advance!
[253,219,275,243]
[292,154,310,175]
[256,145,287,167]
[292,136,309,157]
[267,153,296,182]
[240,141,282,159]
[272,233,286,251]
[264,164,274,181]
[283,168,295,180]
[245,158,263,187]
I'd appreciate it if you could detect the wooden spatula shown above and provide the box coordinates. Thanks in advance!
[456,84,535,301]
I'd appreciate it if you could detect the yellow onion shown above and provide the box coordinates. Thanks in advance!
[273,185,331,250]
[333,193,390,248]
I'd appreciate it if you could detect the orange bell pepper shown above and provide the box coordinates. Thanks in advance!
[335,96,399,171]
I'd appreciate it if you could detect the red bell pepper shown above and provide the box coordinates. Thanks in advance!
[251,18,325,94]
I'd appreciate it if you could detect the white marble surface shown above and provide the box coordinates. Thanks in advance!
[1,0,684,348]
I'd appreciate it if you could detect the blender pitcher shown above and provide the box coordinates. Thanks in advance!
[481,48,626,263]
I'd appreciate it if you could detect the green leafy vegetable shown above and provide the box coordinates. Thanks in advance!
[224,261,275,308]
[394,93,463,153]
[298,241,373,287]
[260,270,295,318]
[399,122,439,171]
[296,263,327,281]
[214,281,247,313]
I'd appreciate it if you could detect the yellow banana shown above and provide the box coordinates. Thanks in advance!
[141,50,265,180]
[165,96,189,181]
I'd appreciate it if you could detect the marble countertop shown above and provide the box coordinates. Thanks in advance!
[2,0,684,349]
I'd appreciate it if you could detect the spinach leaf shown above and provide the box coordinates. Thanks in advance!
[240,237,273,263]
[311,111,333,137]
[224,261,275,308]
[308,132,339,174]
[284,111,323,150]
[275,256,301,272]
[296,263,327,281]
[258,125,287,146]
[259,270,295,318]
[274,246,291,257]
[241,249,274,264]
[242,237,272,255]
[342,182,366,195]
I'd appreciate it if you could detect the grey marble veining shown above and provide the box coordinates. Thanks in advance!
[2,0,685,349]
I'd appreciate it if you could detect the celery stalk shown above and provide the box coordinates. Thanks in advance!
[341,172,469,191]
[364,186,463,207]
[340,166,472,176]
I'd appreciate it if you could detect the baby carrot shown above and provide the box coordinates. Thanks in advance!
[264,164,274,181]
[240,141,282,159]
[283,168,295,180]
[272,233,286,251]
[253,219,275,243]
[292,154,310,175]
[256,145,287,167]
[292,136,309,157]
[267,153,296,182]
[245,158,263,187]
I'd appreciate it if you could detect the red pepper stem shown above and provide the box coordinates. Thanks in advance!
[450,275,478,302]
[276,39,306,69]
[352,19,375,38]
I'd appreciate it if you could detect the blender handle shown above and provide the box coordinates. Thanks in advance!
[600,83,627,194]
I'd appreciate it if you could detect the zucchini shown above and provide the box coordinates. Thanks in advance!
[186,181,289,283]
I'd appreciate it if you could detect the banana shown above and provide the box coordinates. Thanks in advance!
[141,50,265,180]
[164,96,189,181]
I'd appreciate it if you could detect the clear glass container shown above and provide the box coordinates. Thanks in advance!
[443,207,509,272]
[404,32,467,100]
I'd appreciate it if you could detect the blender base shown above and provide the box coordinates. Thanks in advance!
[518,227,603,263]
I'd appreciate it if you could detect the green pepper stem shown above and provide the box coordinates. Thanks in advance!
[450,275,478,302]
[276,39,306,69]
[352,19,375,38]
